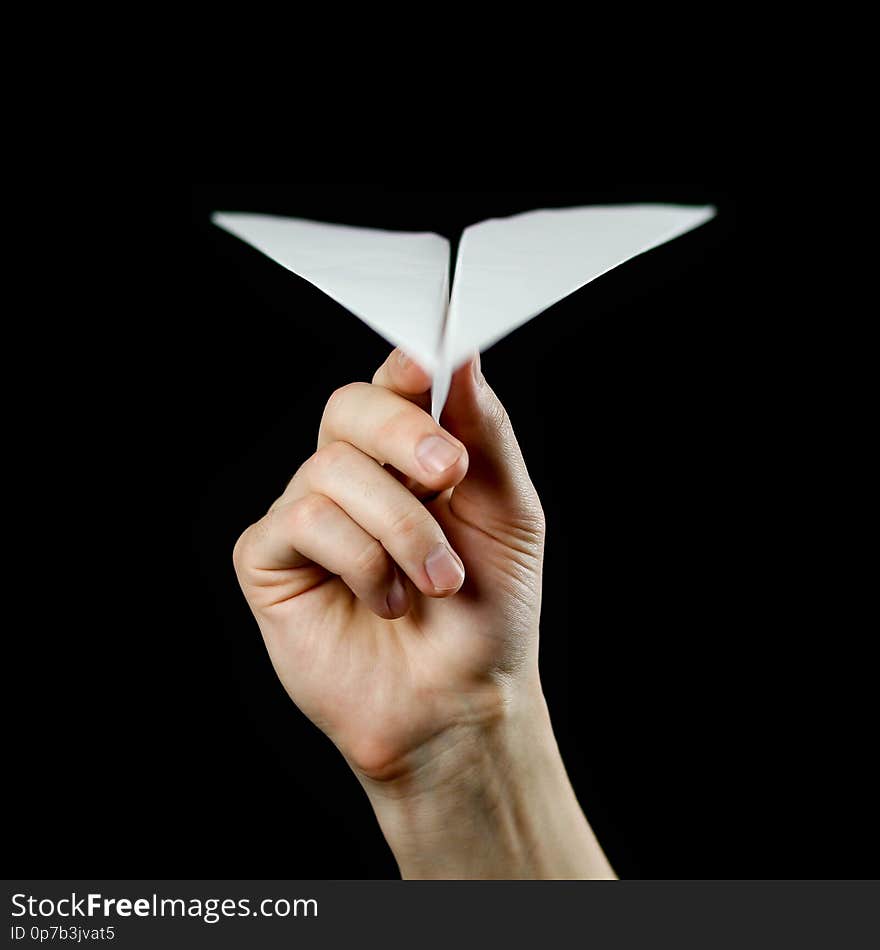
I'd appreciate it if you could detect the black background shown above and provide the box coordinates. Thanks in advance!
[9,184,874,880]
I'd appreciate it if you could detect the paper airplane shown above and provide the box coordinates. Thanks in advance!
[212,204,715,419]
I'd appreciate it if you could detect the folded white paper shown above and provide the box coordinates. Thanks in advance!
[212,204,715,419]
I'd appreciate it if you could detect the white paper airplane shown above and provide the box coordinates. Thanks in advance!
[212,204,715,419]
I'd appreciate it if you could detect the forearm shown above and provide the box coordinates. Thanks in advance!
[357,685,616,880]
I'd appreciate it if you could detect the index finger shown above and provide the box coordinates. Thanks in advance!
[372,348,432,408]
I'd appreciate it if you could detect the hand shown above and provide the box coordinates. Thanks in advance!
[234,349,543,774]
[233,349,614,879]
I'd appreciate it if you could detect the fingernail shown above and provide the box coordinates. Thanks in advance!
[424,543,465,591]
[473,352,483,386]
[397,349,411,368]
[415,434,462,474]
[386,572,409,616]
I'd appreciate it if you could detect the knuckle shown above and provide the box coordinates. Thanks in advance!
[309,440,355,479]
[485,394,511,437]
[232,514,273,576]
[513,493,547,547]
[231,525,253,573]
[287,493,331,532]
[323,381,367,426]
[526,498,547,540]
[387,503,433,545]
[354,538,388,582]
[377,400,423,441]
[534,500,547,534]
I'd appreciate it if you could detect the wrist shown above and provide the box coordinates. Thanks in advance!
[355,681,616,879]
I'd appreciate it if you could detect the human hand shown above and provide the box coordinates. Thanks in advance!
[234,349,613,878]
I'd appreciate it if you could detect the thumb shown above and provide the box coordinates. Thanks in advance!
[439,354,544,536]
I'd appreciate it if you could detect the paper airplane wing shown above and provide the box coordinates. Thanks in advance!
[443,204,716,373]
[211,212,450,373]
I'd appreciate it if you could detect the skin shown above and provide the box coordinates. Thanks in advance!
[233,349,615,879]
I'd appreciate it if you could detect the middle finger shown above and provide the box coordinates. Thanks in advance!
[284,440,466,597]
